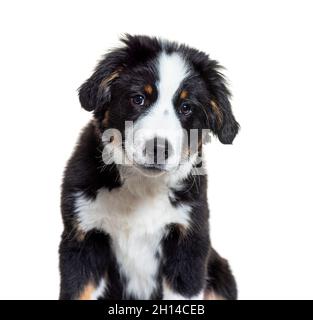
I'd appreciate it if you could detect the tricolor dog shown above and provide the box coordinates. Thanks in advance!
[59,35,239,300]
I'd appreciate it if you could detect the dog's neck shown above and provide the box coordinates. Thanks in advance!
[117,164,168,197]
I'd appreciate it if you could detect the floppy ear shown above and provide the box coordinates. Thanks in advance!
[79,34,163,112]
[78,34,161,112]
[204,60,240,144]
[78,51,125,112]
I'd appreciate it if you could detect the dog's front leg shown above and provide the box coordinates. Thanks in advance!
[162,225,209,300]
[59,230,110,300]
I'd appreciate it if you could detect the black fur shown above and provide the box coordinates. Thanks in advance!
[59,35,239,300]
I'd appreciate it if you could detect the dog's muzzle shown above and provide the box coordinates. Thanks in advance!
[139,137,173,170]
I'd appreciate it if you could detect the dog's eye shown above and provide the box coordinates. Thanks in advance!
[179,103,192,116]
[131,95,145,106]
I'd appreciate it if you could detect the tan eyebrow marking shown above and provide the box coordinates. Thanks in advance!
[180,90,188,100]
[103,110,110,127]
[210,100,223,128]
[144,84,153,95]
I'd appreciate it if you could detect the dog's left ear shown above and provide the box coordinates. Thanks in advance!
[203,60,240,144]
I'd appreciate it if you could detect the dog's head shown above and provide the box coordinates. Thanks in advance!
[79,35,239,175]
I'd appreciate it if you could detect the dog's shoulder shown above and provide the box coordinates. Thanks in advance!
[62,121,121,197]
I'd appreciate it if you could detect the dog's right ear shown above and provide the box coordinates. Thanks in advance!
[78,51,125,112]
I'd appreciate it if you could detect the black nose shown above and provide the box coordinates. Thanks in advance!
[143,137,173,164]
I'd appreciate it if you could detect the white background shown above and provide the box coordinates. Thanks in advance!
[0,0,312,300]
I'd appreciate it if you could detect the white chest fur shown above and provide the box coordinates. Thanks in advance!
[75,173,191,299]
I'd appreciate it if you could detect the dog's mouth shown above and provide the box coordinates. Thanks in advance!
[137,163,166,171]
[133,162,169,177]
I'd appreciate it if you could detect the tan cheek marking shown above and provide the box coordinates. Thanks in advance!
[182,138,202,159]
[144,84,153,95]
[78,283,95,300]
[103,110,110,127]
[182,146,190,158]
[180,90,188,100]
[210,100,223,127]
[198,138,203,150]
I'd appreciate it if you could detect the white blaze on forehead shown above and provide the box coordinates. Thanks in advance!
[157,52,189,106]
[128,52,190,169]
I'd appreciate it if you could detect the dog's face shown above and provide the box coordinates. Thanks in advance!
[79,35,239,175]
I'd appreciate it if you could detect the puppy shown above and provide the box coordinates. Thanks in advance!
[59,35,239,300]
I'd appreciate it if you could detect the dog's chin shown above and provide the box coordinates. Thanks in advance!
[133,163,168,178]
